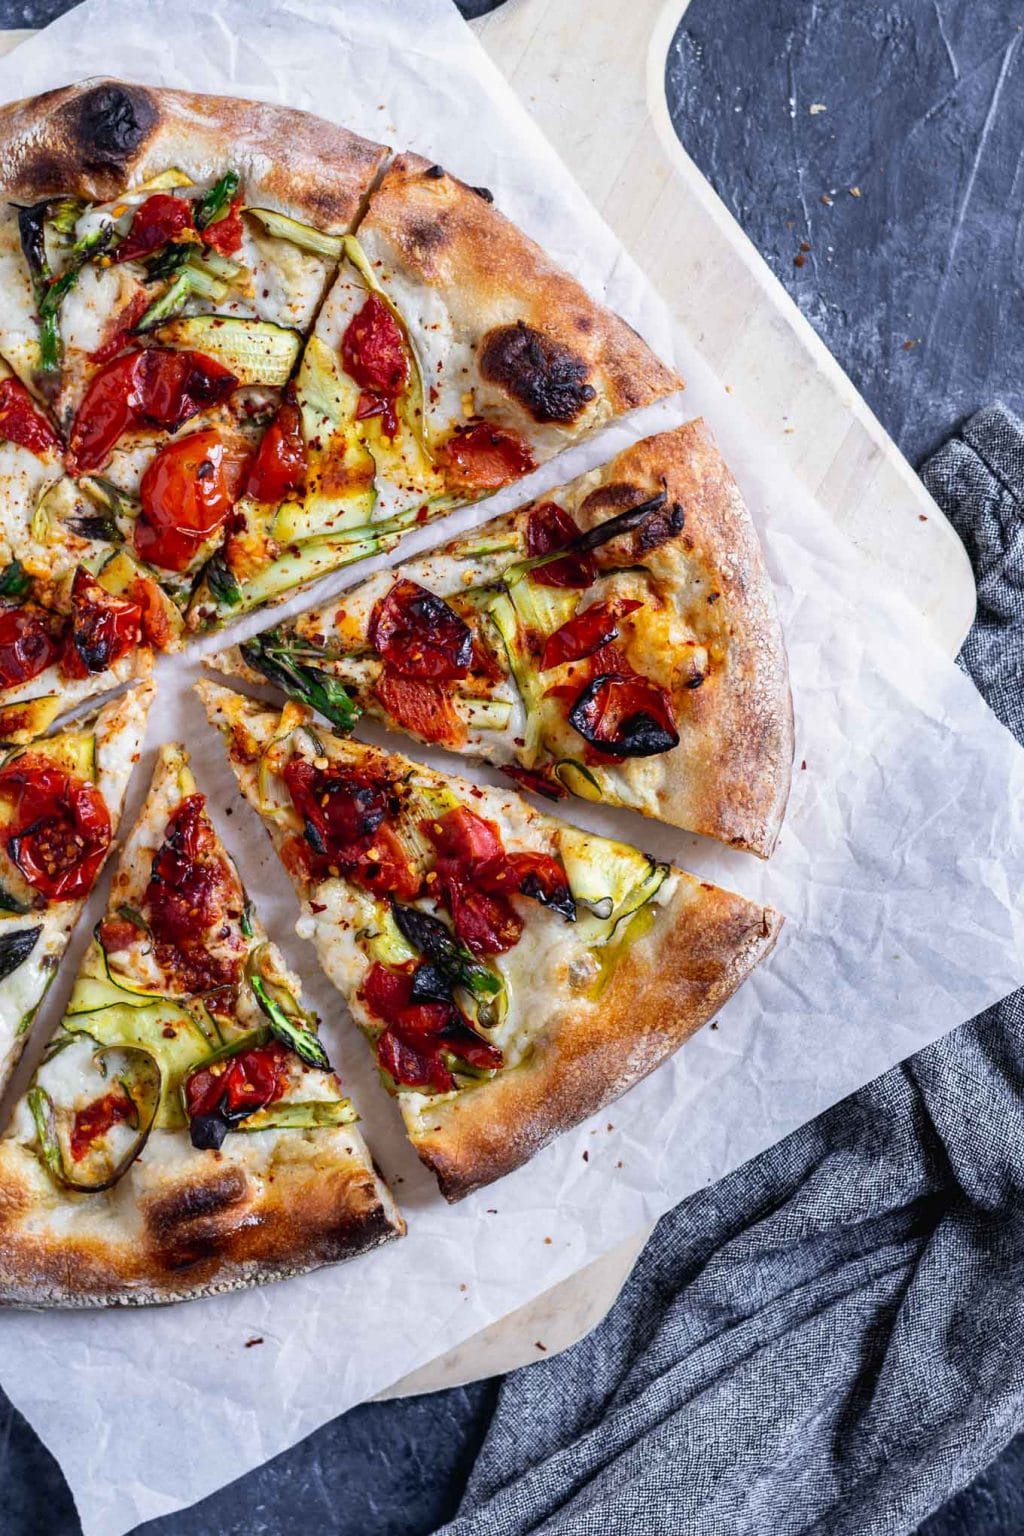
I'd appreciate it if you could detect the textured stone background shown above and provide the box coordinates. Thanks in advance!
[0,2,1021,1532]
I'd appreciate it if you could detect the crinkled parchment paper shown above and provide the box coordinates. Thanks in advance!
[0,1,1021,1531]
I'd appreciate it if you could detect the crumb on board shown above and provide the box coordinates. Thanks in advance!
[849,186,862,197]
[809,102,827,114]
[535,1341,548,1352]
[245,1337,264,1349]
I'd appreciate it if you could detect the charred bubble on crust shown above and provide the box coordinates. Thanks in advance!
[425,163,446,179]
[478,321,597,425]
[406,216,450,263]
[73,83,158,175]
[472,185,494,203]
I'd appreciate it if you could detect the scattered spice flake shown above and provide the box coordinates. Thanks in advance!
[543,1236,553,1245]
[849,186,862,197]
[799,241,812,252]
[919,514,929,522]
[616,1160,624,1169]
[245,1336,264,1349]
[607,1123,614,1131]
[809,102,827,114]
[459,1283,468,1292]
[710,1020,719,1031]
[793,253,807,268]
[486,1207,498,1215]
[903,339,919,350]
[534,1340,548,1352]
[820,192,833,205]
[801,759,808,770]
[582,1149,589,1162]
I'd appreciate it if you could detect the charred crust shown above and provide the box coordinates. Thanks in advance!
[144,1166,248,1246]
[478,321,597,424]
[406,215,450,260]
[72,83,157,175]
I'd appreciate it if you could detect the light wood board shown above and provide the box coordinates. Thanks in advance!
[0,0,976,1399]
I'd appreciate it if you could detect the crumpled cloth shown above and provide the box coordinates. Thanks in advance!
[435,404,1024,1536]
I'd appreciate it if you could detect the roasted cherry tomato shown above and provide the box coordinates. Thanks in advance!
[0,755,111,902]
[540,598,642,671]
[0,376,60,458]
[144,793,244,995]
[525,501,595,588]
[422,806,574,954]
[438,422,535,493]
[361,961,502,1094]
[203,195,244,257]
[283,757,420,900]
[341,293,409,437]
[135,430,245,571]
[568,670,679,758]
[374,669,467,749]
[61,567,142,679]
[114,193,195,265]
[185,1041,289,1149]
[246,400,306,503]
[369,579,472,680]
[70,1089,135,1162]
[67,349,238,474]
[0,605,63,688]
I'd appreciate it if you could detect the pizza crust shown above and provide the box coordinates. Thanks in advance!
[405,874,781,1200]
[0,79,389,230]
[0,1124,403,1306]
[355,151,682,455]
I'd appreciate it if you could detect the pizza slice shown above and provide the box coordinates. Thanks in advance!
[199,681,782,1201]
[216,422,793,856]
[0,80,389,723]
[0,680,153,1095]
[187,151,682,626]
[0,740,403,1306]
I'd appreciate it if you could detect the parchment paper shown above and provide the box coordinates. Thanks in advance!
[0,2,1022,1532]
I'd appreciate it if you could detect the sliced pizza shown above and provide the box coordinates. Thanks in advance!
[0,80,389,721]
[217,422,793,856]
[199,681,782,1201]
[186,151,682,625]
[0,680,153,1094]
[0,741,403,1306]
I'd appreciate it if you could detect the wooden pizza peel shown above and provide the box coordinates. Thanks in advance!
[0,0,976,1396]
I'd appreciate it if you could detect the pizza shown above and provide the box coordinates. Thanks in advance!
[199,681,782,1201]
[0,681,152,1095]
[221,421,793,855]
[0,741,403,1306]
[0,80,680,732]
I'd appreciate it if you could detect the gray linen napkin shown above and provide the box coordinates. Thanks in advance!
[434,403,1024,1536]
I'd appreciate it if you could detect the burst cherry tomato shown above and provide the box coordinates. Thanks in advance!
[90,292,151,365]
[282,758,419,900]
[0,376,60,458]
[114,193,195,265]
[499,764,567,802]
[341,293,409,437]
[246,400,306,503]
[438,422,535,493]
[135,430,245,571]
[0,605,63,688]
[361,961,502,1093]
[374,669,467,748]
[67,349,238,474]
[203,195,244,256]
[568,670,679,758]
[0,755,111,902]
[144,793,244,995]
[185,1041,289,1148]
[525,501,594,588]
[61,567,142,680]
[540,598,643,671]
[422,806,574,954]
[369,579,472,680]
[70,1090,134,1162]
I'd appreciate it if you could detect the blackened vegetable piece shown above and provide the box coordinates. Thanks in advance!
[568,671,679,758]
[368,579,473,681]
[508,490,675,585]
[0,925,41,982]
[391,901,502,999]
